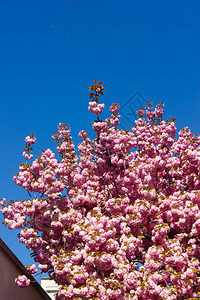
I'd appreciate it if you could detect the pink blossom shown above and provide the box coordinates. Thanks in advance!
[88,101,104,115]
[15,275,30,288]
[25,136,36,144]
[26,264,37,274]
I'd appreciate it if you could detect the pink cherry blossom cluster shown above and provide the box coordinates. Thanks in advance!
[88,101,105,115]
[15,275,30,288]
[25,135,36,144]
[22,134,36,161]
[26,263,38,274]
[1,83,200,299]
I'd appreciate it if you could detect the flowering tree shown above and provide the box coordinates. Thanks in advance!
[1,82,200,299]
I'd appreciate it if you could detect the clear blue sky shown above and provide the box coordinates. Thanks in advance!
[0,0,200,274]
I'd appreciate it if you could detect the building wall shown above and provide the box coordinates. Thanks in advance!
[41,278,59,300]
[0,238,51,300]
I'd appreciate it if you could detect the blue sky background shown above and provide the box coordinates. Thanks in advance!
[0,0,200,278]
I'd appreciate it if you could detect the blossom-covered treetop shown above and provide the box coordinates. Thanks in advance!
[1,82,200,299]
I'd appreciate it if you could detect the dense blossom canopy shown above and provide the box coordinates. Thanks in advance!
[1,82,200,299]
